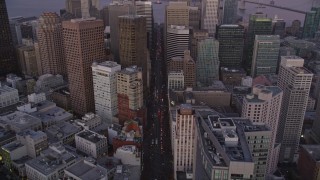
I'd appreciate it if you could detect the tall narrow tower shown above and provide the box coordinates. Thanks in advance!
[276,56,313,162]
[38,12,66,77]
[92,61,121,124]
[242,85,283,175]
[0,0,18,76]
[119,15,148,89]
[201,0,219,36]
[63,18,106,116]
[173,104,196,178]
[251,35,280,77]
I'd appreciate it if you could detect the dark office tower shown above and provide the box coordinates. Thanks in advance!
[273,16,286,38]
[65,0,81,18]
[119,15,148,90]
[108,2,132,63]
[63,19,106,116]
[290,20,301,37]
[38,12,66,77]
[217,24,244,67]
[189,6,201,30]
[244,13,272,73]
[0,0,18,77]
[303,7,320,39]
[222,0,238,24]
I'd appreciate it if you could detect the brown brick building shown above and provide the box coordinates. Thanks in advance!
[63,18,106,116]
[298,145,320,180]
[38,12,66,77]
[119,15,148,90]
[168,50,196,88]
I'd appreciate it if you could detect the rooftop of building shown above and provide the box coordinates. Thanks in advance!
[232,118,270,132]
[118,14,145,19]
[196,109,256,165]
[0,84,18,94]
[0,127,16,143]
[116,145,138,154]
[0,111,42,131]
[118,66,142,75]
[219,24,243,28]
[76,130,107,143]
[65,158,108,180]
[46,122,81,142]
[289,66,313,75]
[2,141,25,152]
[176,171,193,180]
[232,86,252,94]
[301,145,320,162]
[113,165,141,180]
[17,129,46,140]
[30,101,72,123]
[25,143,79,175]
[12,155,33,166]
[220,67,246,74]
[245,85,282,103]
[76,113,101,124]
[92,61,120,68]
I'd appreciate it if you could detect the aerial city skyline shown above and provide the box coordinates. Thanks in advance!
[1,0,320,179]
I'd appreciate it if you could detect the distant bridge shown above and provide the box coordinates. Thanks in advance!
[239,0,307,14]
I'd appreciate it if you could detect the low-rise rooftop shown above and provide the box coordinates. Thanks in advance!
[0,111,42,132]
[76,130,107,143]
[65,158,108,180]
[25,143,79,176]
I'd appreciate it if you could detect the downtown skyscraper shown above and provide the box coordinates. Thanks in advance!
[63,18,106,116]
[245,14,272,73]
[0,0,18,76]
[201,0,219,36]
[251,35,280,77]
[276,56,313,162]
[217,24,244,68]
[119,15,149,90]
[196,38,219,86]
[38,12,66,77]
[92,61,121,124]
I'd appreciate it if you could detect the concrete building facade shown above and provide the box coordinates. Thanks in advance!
[201,0,219,35]
[0,84,19,108]
[173,104,196,178]
[75,130,108,158]
[168,71,185,90]
[92,61,121,123]
[117,66,144,124]
[242,85,283,174]
[276,56,313,162]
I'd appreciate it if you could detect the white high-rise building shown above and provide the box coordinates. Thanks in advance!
[276,56,313,162]
[201,0,219,36]
[92,61,121,123]
[166,25,189,64]
[242,85,283,175]
[173,104,196,178]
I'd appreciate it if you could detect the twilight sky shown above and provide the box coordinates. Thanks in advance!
[6,0,315,25]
